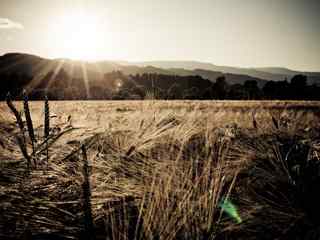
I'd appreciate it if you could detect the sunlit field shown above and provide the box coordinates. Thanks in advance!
[1,100,320,240]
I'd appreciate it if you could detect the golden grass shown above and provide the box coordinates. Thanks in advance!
[0,100,319,239]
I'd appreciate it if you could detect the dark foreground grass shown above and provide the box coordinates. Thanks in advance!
[0,100,320,240]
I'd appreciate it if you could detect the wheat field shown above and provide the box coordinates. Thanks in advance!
[0,100,320,240]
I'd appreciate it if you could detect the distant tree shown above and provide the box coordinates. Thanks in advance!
[122,78,136,89]
[89,86,108,99]
[277,80,290,99]
[154,87,166,99]
[290,74,307,99]
[228,84,246,99]
[212,76,227,99]
[183,87,200,99]
[131,85,146,99]
[306,84,320,100]
[201,87,213,99]
[112,89,130,100]
[244,80,260,99]
[291,74,307,88]
[263,81,276,99]
[167,83,182,99]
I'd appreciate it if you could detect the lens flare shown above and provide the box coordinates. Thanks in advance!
[219,198,242,224]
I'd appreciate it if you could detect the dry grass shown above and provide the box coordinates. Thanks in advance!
[0,100,319,240]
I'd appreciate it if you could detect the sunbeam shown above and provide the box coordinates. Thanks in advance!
[25,60,56,94]
[81,62,90,99]
[46,59,65,90]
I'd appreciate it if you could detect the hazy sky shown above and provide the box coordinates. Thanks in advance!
[0,0,319,71]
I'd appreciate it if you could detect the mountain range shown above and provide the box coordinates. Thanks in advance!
[1,53,320,88]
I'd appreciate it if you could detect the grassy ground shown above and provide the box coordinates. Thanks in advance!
[0,100,320,240]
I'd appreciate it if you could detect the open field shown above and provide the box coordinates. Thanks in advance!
[1,100,320,240]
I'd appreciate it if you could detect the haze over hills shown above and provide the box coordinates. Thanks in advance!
[133,61,320,84]
[1,53,320,87]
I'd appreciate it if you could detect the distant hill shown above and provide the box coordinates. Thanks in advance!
[0,53,270,87]
[0,53,319,100]
[253,67,320,77]
[161,68,268,88]
[134,61,320,85]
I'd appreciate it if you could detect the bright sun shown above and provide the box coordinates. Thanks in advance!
[52,12,106,61]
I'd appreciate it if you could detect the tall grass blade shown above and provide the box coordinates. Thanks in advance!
[23,90,36,151]
[44,95,50,169]
[272,115,279,129]
[44,96,50,139]
[252,112,258,129]
[16,135,31,170]
[81,145,95,240]
[6,92,25,135]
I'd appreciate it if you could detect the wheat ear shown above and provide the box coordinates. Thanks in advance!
[23,90,36,152]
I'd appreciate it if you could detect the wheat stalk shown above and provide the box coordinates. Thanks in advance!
[44,95,50,168]
[16,135,31,170]
[252,111,258,129]
[23,90,36,152]
[271,114,279,130]
[6,92,25,135]
[44,96,50,139]
[81,145,95,240]
[6,92,32,169]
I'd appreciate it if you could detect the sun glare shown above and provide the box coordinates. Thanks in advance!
[52,12,106,61]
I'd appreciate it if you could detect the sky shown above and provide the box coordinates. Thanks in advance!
[0,0,319,71]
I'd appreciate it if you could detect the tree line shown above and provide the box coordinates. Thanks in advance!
[0,70,319,100]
